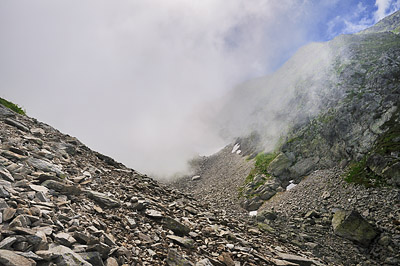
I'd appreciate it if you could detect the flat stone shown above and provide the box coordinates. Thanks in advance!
[11,227,36,235]
[191,175,201,181]
[0,166,14,182]
[125,217,137,229]
[29,184,49,194]
[27,158,64,176]
[0,186,10,198]
[41,180,81,195]
[30,128,45,136]
[0,249,36,266]
[0,236,17,249]
[163,217,190,236]
[37,244,91,266]
[272,259,300,266]
[35,191,49,202]
[86,190,120,208]
[277,252,315,266]
[102,233,116,247]
[15,251,44,261]
[3,208,16,222]
[87,243,111,259]
[9,214,31,228]
[167,235,195,249]
[13,241,30,252]
[5,118,30,132]
[1,150,27,161]
[145,209,163,219]
[72,176,86,183]
[0,199,9,209]
[54,232,77,247]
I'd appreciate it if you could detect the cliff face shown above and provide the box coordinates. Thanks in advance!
[226,11,400,210]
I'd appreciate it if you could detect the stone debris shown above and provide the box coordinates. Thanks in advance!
[0,103,326,265]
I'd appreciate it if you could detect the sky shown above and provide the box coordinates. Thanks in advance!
[1,0,399,178]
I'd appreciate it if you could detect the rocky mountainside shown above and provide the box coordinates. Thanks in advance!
[172,10,400,266]
[212,10,400,211]
[0,103,335,265]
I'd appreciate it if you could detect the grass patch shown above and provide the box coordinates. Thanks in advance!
[254,152,278,175]
[344,108,399,188]
[238,152,277,199]
[344,158,387,188]
[0,97,26,115]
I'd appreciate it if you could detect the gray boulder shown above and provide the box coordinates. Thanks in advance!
[267,153,292,177]
[0,249,36,266]
[332,210,378,247]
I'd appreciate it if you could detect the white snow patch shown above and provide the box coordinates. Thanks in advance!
[231,143,240,153]
[249,211,258,216]
[286,180,296,191]
[236,150,241,154]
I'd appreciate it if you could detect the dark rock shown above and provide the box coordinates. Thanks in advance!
[86,190,120,208]
[27,158,64,176]
[332,210,378,247]
[78,252,105,266]
[0,236,17,249]
[0,166,14,182]
[4,118,29,132]
[166,249,193,266]
[163,217,190,236]
[42,180,81,195]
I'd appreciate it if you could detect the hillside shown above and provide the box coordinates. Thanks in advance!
[1,9,400,266]
[0,103,331,265]
[172,10,400,266]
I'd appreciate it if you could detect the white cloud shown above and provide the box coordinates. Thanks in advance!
[0,0,376,178]
[374,0,400,22]
[375,0,392,21]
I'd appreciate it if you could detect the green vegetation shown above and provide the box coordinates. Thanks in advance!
[0,97,26,115]
[391,26,400,34]
[374,110,400,155]
[344,158,387,188]
[238,152,278,199]
[345,108,399,187]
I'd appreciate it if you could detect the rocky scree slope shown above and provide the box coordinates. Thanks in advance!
[171,143,254,217]
[0,104,329,265]
[259,168,400,265]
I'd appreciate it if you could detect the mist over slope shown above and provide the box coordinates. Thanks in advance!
[195,9,400,211]
[213,41,337,151]
[212,10,400,156]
